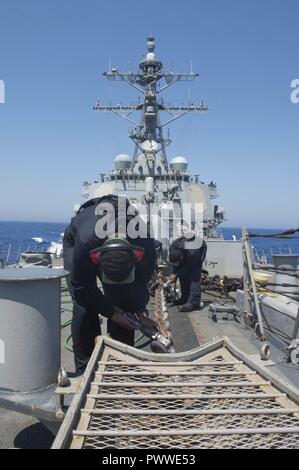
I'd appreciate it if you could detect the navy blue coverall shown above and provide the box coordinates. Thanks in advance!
[63,196,156,373]
[171,236,207,307]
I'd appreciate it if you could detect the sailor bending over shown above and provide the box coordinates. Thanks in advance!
[63,194,156,374]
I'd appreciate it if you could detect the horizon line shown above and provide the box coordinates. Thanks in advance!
[0,220,290,231]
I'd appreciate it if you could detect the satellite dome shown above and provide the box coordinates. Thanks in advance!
[170,156,188,173]
[147,37,155,52]
[114,154,131,171]
[146,52,156,61]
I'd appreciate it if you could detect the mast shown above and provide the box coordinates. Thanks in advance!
[93,36,207,172]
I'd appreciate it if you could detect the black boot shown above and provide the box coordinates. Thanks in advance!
[172,298,185,306]
[179,303,200,312]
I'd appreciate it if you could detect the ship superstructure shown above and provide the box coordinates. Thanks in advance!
[82,37,225,242]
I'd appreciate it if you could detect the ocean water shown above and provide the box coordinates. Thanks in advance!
[0,221,299,265]
[0,221,67,264]
[220,227,299,262]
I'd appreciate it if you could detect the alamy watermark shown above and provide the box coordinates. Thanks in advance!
[0,339,5,364]
[94,199,204,249]
[290,79,299,104]
[0,79,5,104]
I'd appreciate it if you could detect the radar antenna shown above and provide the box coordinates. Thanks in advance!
[93,37,207,170]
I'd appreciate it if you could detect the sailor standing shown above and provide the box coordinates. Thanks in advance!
[168,232,207,312]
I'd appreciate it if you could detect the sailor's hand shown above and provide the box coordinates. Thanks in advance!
[138,312,160,334]
[111,307,135,331]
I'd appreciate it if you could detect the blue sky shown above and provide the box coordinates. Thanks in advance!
[0,0,298,227]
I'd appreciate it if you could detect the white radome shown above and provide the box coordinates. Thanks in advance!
[114,154,132,171]
[146,52,156,61]
[170,156,188,172]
